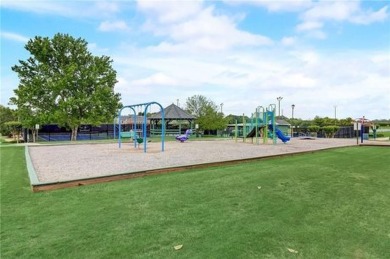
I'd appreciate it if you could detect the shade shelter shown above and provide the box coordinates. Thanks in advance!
[150,103,196,135]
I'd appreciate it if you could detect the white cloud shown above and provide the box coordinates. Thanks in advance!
[302,1,388,24]
[296,21,323,32]
[137,0,202,23]
[302,1,360,22]
[1,0,75,15]
[224,0,313,12]
[98,20,129,32]
[296,1,389,37]
[350,6,388,25]
[95,1,120,13]
[139,4,272,52]
[130,72,178,87]
[0,0,121,19]
[0,31,29,43]
[281,37,297,46]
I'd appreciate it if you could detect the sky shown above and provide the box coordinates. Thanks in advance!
[1,0,389,120]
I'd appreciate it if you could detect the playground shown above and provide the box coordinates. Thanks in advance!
[27,137,360,190]
[24,100,390,191]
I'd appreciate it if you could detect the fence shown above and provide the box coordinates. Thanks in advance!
[33,124,186,142]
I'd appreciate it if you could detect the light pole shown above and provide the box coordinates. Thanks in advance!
[220,103,223,114]
[276,96,283,117]
[291,104,295,119]
[291,104,295,137]
[334,105,337,125]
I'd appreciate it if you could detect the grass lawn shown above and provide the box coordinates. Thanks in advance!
[1,145,389,258]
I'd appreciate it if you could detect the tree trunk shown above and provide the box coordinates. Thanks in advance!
[71,126,78,141]
[13,130,19,144]
[31,129,35,143]
[31,128,37,143]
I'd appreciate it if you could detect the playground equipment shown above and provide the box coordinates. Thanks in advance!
[235,104,290,144]
[176,129,192,143]
[267,124,290,143]
[116,102,165,153]
[127,130,144,148]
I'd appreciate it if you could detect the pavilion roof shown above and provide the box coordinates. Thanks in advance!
[150,103,196,120]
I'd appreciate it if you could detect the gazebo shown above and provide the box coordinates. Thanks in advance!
[150,103,196,136]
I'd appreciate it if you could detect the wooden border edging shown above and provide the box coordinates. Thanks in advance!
[31,146,357,192]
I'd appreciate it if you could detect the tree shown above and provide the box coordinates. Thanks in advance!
[196,104,226,132]
[322,125,339,138]
[10,33,121,141]
[339,117,354,126]
[225,114,250,124]
[0,105,17,136]
[185,95,210,118]
[185,95,226,132]
[4,121,22,143]
[308,125,320,136]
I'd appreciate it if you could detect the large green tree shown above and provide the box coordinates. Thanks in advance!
[185,95,226,132]
[10,33,121,141]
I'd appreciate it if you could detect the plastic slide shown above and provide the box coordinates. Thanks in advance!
[268,125,290,143]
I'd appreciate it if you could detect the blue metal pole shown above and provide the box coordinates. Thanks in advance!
[143,105,148,153]
[118,108,122,148]
[113,118,116,141]
[133,110,137,149]
[161,107,165,152]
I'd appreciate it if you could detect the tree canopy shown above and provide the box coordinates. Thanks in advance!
[185,95,226,131]
[10,33,121,140]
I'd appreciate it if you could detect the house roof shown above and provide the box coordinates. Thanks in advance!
[150,103,196,120]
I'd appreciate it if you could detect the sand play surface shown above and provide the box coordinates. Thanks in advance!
[27,138,362,184]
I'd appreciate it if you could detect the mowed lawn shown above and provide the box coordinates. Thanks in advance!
[1,145,389,258]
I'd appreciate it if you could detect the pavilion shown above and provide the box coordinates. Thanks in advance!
[149,103,196,135]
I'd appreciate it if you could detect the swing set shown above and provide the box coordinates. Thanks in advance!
[116,102,165,153]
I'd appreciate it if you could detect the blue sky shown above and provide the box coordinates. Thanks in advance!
[1,0,389,120]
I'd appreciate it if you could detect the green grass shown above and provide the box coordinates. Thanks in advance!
[1,146,389,258]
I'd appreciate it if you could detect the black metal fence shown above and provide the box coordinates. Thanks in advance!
[32,123,163,142]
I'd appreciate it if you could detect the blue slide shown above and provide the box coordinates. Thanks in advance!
[268,125,290,143]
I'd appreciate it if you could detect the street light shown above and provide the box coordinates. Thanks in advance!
[220,103,224,114]
[291,104,295,137]
[276,96,283,117]
[291,104,295,119]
